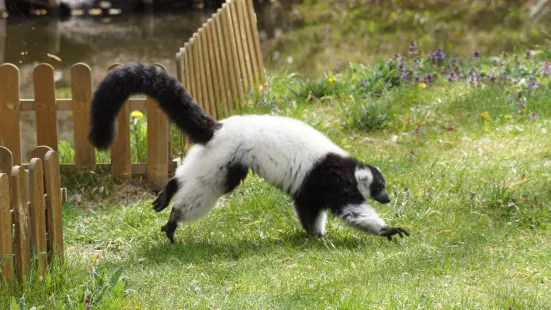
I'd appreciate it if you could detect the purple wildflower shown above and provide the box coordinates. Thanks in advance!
[530,112,539,121]
[447,65,463,82]
[408,41,418,56]
[401,71,413,83]
[472,50,480,60]
[273,105,281,114]
[360,80,368,88]
[398,63,413,83]
[427,49,446,62]
[418,72,435,85]
[467,71,481,87]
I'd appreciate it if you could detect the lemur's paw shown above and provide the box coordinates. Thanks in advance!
[152,191,169,212]
[380,226,410,241]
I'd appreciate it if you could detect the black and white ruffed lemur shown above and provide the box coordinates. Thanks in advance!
[88,62,410,243]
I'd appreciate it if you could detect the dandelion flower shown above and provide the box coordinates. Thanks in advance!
[418,82,427,88]
[504,115,512,119]
[480,111,490,120]
[328,77,337,83]
[131,110,144,119]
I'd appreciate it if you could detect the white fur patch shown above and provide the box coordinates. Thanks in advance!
[355,167,373,200]
[312,211,327,236]
[339,203,386,235]
[171,114,349,223]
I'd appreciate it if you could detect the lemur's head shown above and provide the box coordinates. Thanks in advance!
[354,164,390,204]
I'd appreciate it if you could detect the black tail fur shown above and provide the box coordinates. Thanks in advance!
[89,62,220,150]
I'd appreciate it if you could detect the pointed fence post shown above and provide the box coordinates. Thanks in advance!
[70,63,96,172]
[107,63,132,183]
[0,64,22,165]
[33,64,59,151]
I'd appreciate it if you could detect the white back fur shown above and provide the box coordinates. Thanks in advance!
[171,115,349,222]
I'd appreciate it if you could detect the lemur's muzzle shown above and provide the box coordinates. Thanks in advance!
[373,191,390,204]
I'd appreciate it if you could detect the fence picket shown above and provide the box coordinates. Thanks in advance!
[146,64,170,191]
[107,63,132,182]
[200,27,217,119]
[0,173,14,283]
[44,150,63,265]
[237,0,256,86]
[205,21,221,119]
[245,0,265,81]
[11,166,30,284]
[219,5,243,109]
[0,64,22,165]
[213,11,233,115]
[0,146,13,175]
[186,38,199,107]
[192,34,209,114]
[29,158,47,279]
[230,0,252,93]
[70,63,96,172]
[33,64,59,151]
[227,1,248,103]
[176,51,183,83]
[208,17,229,119]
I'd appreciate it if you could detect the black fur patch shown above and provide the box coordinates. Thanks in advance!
[89,62,221,150]
[224,164,249,193]
[293,153,364,228]
[152,177,180,212]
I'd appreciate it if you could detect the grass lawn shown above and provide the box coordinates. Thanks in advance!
[2,48,551,309]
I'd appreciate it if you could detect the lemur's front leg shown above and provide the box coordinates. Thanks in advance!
[152,178,180,212]
[337,203,410,241]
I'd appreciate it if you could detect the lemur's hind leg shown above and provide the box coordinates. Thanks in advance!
[336,203,410,241]
[160,163,248,243]
[152,177,180,212]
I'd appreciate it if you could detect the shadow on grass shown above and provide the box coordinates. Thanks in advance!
[116,226,409,267]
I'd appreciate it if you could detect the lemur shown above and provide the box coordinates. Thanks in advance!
[88,62,410,243]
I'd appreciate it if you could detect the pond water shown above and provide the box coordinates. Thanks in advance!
[1,0,550,160]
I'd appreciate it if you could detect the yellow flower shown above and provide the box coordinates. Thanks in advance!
[327,77,337,83]
[418,82,427,88]
[504,114,512,119]
[131,110,144,119]
[481,111,490,121]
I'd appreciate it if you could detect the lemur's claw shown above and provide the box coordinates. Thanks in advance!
[161,223,176,244]
[380,226,410,241]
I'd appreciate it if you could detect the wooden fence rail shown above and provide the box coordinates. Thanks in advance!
[0,146,65,285]
[176,0,265,120]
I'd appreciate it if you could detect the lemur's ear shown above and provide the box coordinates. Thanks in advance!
[354,167,373,184]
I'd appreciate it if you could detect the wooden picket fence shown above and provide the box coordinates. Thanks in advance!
[0,62,177,191]
[0,146,65,285]
[176,0,265,119]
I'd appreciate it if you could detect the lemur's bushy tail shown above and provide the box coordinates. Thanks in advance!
[89,62,219,150]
